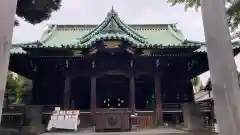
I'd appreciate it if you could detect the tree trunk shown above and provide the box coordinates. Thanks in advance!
[0,0,18,123]
[201,0,240,135]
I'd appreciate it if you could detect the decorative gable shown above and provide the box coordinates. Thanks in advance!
[77,7,148,47]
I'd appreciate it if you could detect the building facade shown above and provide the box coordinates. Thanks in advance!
[7,9,240,129]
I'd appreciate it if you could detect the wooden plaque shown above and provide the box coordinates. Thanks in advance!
[104,41,121,48]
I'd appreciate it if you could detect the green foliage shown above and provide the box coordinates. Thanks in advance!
[6,72,27,105]
[191,77,200,87]
[167,0,240,30]
[167,0,201,11]
[199,81,204,90]
[16,0,62,25]
[227,1,240,31]
[191,77,201,93]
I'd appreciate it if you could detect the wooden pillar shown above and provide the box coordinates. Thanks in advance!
[129,76,135,112]
[176,114,180,125]
[0,0,17,123]
[91,77,97,119]
[63,75,71,109]
[154,75,163,125]
[32,76,41,105]
[4,94,8,108]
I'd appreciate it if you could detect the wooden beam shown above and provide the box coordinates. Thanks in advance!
[154,74,163,125]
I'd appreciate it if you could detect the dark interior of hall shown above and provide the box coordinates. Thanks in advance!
[71,76,91,110]
[135,75,155,110]
[96,75,129,108]
[32,72,196,110]
[69,74,158,110]
[32,69,64,106]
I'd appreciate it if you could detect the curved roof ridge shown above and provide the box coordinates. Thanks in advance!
[167,24,185,42]
[40,24,57,43]
[78,8,148,45]
[184,40,205,44]
[112,11,146,39]
[12,41,41,47]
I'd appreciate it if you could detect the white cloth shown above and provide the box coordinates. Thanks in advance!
[54,107,61,111]
[214,123,219,133]
[47,118,80,131]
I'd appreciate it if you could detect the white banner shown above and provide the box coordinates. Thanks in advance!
[47,109,80,131]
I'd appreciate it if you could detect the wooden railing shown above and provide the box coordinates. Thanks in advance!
[133,116,154,129]
[2,104,58,115]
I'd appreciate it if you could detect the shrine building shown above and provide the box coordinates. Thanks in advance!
[8,8,240,128]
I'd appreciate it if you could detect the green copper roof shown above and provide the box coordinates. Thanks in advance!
[10,8,240,54]
[10,47,26,54]
[194,41,240,53]
[10,44,27,54]
[76,7,148,47]
[78,32,147,47]
[36,9,185,48]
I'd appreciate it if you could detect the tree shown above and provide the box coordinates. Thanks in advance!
[191,77,200,93]
[6,72,27,106]
[227,0,240,30]
[205,72,240,91]
[232,30,240,40]
[167,0,240,31]
[16,0,62,25]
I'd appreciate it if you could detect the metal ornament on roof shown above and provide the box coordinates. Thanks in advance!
[30,60,37,72]
[107,6,118,18]
[183,93,188,100]
[130,60,134,68]
[104,6,120,33]
[156,59,160,67]
[92,60,96,68]
[176,93,180,100]
[106,18,118,33]
[65,60,69,68]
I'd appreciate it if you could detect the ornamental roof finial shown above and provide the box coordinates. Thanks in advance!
[108,5,118,17]
[111,5,114,11]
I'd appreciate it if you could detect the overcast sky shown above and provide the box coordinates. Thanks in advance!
[11,0,240,84]
[12,0,205,43]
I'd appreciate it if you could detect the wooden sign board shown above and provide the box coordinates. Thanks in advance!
[73,50,82,56]
[104,41,121,48]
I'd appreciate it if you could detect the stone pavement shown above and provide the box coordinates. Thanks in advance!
[43,127,218,135]
[43,127,185,135]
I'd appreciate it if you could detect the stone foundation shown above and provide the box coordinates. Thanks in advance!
[20,105,45,134]
[0,127,37,135]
